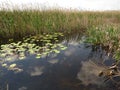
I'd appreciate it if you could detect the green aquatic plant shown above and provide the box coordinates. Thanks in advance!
[2,63,7,67]
[61,47,67,50]
[36,53,41,59]
[85,25,120,61]
[9,64,16,68]
[52,49,60,54]
[1,10,120,44]
[0,33,67,71]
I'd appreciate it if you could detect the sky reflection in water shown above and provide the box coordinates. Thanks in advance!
[0,41,118,90]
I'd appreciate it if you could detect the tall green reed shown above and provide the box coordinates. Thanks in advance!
[0,9,120,43]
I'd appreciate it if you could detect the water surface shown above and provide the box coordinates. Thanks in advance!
[0,40,119,90]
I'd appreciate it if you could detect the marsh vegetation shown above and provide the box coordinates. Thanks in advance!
[0,8,120,90]
[0,32,67,72]
[0,10,120,43]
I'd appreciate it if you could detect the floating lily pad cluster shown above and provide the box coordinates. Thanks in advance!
[0,33,67,71]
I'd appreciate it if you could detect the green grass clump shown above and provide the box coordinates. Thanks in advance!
[85,25,120,61]
[1,9,120,43]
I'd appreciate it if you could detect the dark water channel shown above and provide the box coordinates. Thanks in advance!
[0,40,120,90]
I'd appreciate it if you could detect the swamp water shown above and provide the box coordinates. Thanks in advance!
[0,37,120,90]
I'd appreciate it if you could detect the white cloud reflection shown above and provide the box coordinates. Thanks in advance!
[29,66,44,76]
[48,59,59,64]
[77,61,105,85]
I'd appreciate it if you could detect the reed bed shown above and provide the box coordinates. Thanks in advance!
[0,9,120,43]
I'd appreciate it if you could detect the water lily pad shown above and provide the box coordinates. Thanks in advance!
[6,57,13,61]
[19,56,25,60]
[29,49,35,54]
[2,63,7,67]
[9,64,16,68]
[51,45,57,49]
[36,55,41,59]
[61,47,67,50]
[1,53,6,57]
[42,52,48,55]
[53,49,60,54]
[0,33,67,65]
